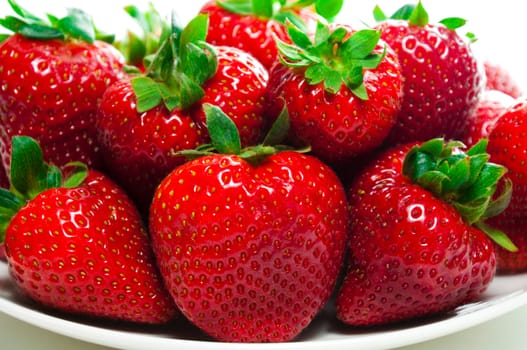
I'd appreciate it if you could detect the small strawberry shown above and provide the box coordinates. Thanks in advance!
[460,89,515,148]
[337,138,515,326]
[199,0,341,69]
[374,1,485,146]
[0,136,178,324]
[97,15,269,213]
[487,98,527,272]
[484,60,524,98]
[0,0,124,173]
[265,21,403,165]
[149,105,348,342]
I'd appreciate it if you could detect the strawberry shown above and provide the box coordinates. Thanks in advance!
[337,138,515,326]
[265,21,403,165]
[97,15,269,213]
[484,60,524,98]
[199,0,341,69]
[460,89,515,148]
[0,1,124,173]
[487,98,527,272]
[149,105,348,342]
[374,2,485,146]
[0,136,178,323]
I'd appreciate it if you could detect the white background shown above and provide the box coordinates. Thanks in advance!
[0,0,526,349]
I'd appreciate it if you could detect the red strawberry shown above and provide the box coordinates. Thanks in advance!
[0,1,124,173]
[265,22,403,165]
[487,98,527,272]
[199,0,338,69]
[460,89,514,148]
[337,138,514,326]
[484,60,524,98]
[97,15,269,213]
[149,105,348,342]
[0,136,177,323]
[374,2,485,146]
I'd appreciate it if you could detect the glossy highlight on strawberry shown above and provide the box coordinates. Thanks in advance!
[337,138,512,326]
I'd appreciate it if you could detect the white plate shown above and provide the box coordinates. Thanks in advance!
[2,261,527,350]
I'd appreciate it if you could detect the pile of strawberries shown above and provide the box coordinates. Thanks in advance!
[0,0,525,343]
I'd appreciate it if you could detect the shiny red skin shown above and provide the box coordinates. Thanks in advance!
[0,34,124,172]
[200,1,316,69]
[149,151,348,342]
[4,171,178,324]
[337,144,496,326]
[484,60,523,98]
[460,89,514,148]
[97,46,268,212]
[376,21,485,146]
[487,98,527,272]
[97,79,205,213]
[265,29,403,165]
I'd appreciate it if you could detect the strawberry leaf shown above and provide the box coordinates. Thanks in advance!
[10,136,49,200]
[439,17,466,30]
[0,0,103,43]
[204,104,241,155]
[315,0,343,20]
[408,1,429,26]
[56,8,95,43]
[403,138,513,248]
[276,22,383,99]
[131,76,163,113]
[263,105,290,146]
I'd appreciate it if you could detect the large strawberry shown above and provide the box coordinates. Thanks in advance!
[199,0,341,69]
[337,138,515,326]
[265,21,403,165]
[0,136,178,324]
[97,15,269,213]
[0,0,124,173]
[487,98,527,272]
[149,105,348,342]
[374,1,485,146]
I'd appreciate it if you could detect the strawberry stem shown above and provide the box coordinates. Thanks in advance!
[402,138,516,251]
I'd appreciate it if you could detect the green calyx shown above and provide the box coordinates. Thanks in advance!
[0,136,88,243]
[0,0,113,43]
[373,1,467,31]
[114,3,171,69]
[179,104,305,166]
[403,138,517,252]
[217,0,343,22]
[130,14,217,113]
[276,20,385,99]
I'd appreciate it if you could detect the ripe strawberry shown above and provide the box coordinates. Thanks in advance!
[149,105,348,342]
[484,60,524,98]
[265,21,403,165]
[460,89,514,148]
[487,98,527,272]
[97,15,269,213]
[199,0,341,69]
[0,1,124,173]
[0,136,177,323]
[337,138,514,326]
[374,2,485,146]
